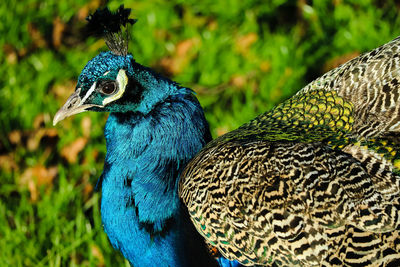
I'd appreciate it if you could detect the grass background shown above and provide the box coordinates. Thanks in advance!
[1,0,400,266]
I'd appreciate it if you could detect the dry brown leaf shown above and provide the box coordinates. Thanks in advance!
[323,51,360,72]
[3,44,18,64]
[230,75,247,88]
[333,0,342,6]
[8,130,22,145]
[52,17,66,49]
[83,183,94,200]
[33,113,47,129]
[77,6,90,21]
[51,80,76,101]
[0,155,18,172]
[216,126,229,136]
[92,149,99,160]
[77,0,103,21]
[61,137,88,164]
[27,23,47,48]
[27,128,58,151]
[260,61,271,72]
[207,20,218,31]
[236,33,258,55]
[19,165,58,202]
[81,117,92,138]
[176,39,196,56]
[158,57,175,75]
[91,244,105,267]
[159,38,199,75]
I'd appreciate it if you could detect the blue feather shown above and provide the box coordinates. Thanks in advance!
[217,258,244,267]
[98,67,217,266]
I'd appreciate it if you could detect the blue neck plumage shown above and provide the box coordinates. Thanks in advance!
[99,79,218,266]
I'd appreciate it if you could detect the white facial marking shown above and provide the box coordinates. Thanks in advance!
[81,82,97,104]
[102,69,128,106]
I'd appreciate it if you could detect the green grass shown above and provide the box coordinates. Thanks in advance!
[1,0,400,265]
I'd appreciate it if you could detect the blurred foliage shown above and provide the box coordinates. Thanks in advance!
[1,0,400,265]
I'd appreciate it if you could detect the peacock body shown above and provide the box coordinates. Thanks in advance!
[180,36,400,266]
[54,6,241,267]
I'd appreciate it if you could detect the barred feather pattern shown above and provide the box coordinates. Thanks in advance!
[300,36,400,138]
[180,35,400,266]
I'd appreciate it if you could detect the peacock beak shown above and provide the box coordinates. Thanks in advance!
[53,88,95,126]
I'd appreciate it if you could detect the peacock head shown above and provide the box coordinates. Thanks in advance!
[53,5,171,125]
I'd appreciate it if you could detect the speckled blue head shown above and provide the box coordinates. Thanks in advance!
[78,51,133,91]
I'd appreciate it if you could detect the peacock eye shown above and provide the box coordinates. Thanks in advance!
[99,81,117,95]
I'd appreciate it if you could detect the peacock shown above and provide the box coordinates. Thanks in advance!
[53,6,240,267]
[53,5,400,267]
[180,35,400,265]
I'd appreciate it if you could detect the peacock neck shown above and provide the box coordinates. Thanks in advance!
[99,88,216,266]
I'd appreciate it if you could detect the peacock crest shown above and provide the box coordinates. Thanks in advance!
[86,5,137,56]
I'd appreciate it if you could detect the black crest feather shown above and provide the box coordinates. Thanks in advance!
[86,5,137,56]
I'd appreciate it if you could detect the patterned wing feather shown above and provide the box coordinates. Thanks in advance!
[300,36,400,138]
[181,141,400,266]
[180,36,400,266]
